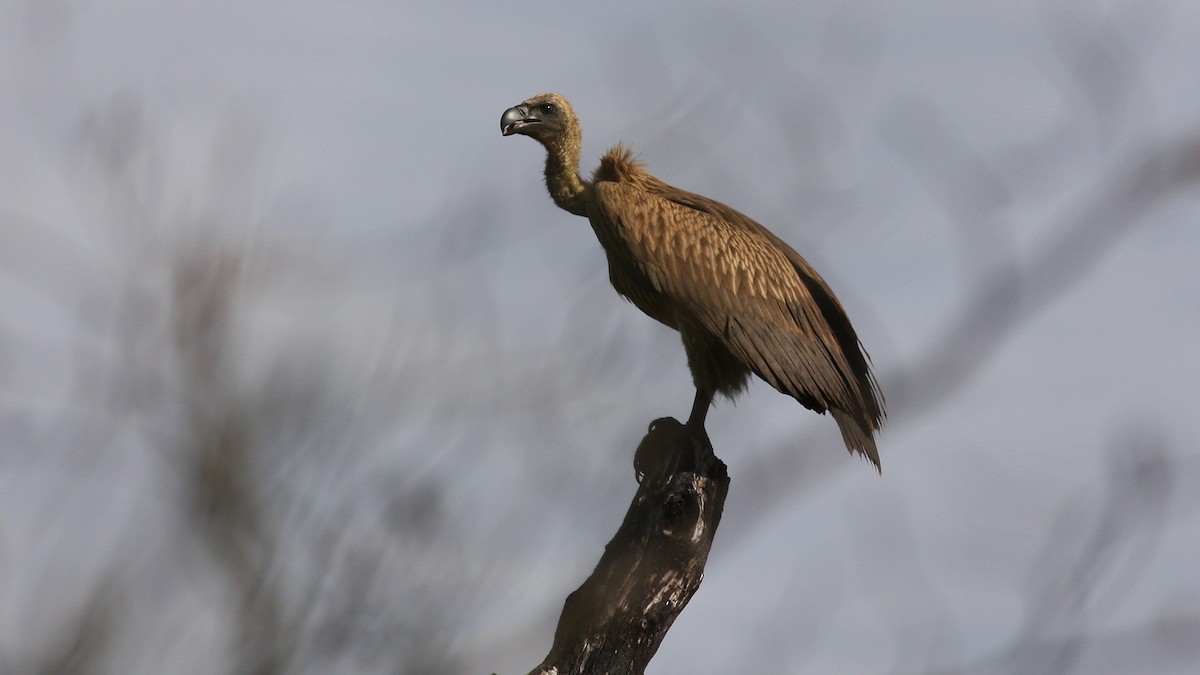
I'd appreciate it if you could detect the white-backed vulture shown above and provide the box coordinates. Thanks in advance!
[501,92,885,470]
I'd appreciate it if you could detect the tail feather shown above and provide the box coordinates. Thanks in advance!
[833,410,881,473]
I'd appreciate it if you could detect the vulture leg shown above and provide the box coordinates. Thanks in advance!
[679,325,744,432]
[686,387,715,430]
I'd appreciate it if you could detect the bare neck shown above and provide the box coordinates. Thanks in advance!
[542,136,589,217]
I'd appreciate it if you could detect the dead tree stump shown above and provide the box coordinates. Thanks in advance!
[527,417,730,675]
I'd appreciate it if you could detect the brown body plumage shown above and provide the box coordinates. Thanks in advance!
[502,93,884,469]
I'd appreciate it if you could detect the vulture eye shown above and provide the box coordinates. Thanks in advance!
[540,103,556,114]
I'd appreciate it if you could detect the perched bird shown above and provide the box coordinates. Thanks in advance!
[501,93,884,470]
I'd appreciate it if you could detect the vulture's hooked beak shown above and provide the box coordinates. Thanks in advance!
[501,104,538,136]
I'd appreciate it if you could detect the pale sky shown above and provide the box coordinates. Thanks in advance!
[2,1,1199,673]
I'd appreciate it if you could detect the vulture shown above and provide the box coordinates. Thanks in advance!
[501,93,885,470]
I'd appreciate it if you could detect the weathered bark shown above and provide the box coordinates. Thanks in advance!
[527,418,730,675]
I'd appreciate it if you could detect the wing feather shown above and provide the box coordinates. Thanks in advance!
[589,178,884,456]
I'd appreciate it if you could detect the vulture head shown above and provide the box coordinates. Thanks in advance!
[500,92,578,146]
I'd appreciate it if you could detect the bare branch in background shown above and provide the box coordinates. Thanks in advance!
[3,2,1198,674]
[930,426,1199,675]
[722,6,1200,535]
